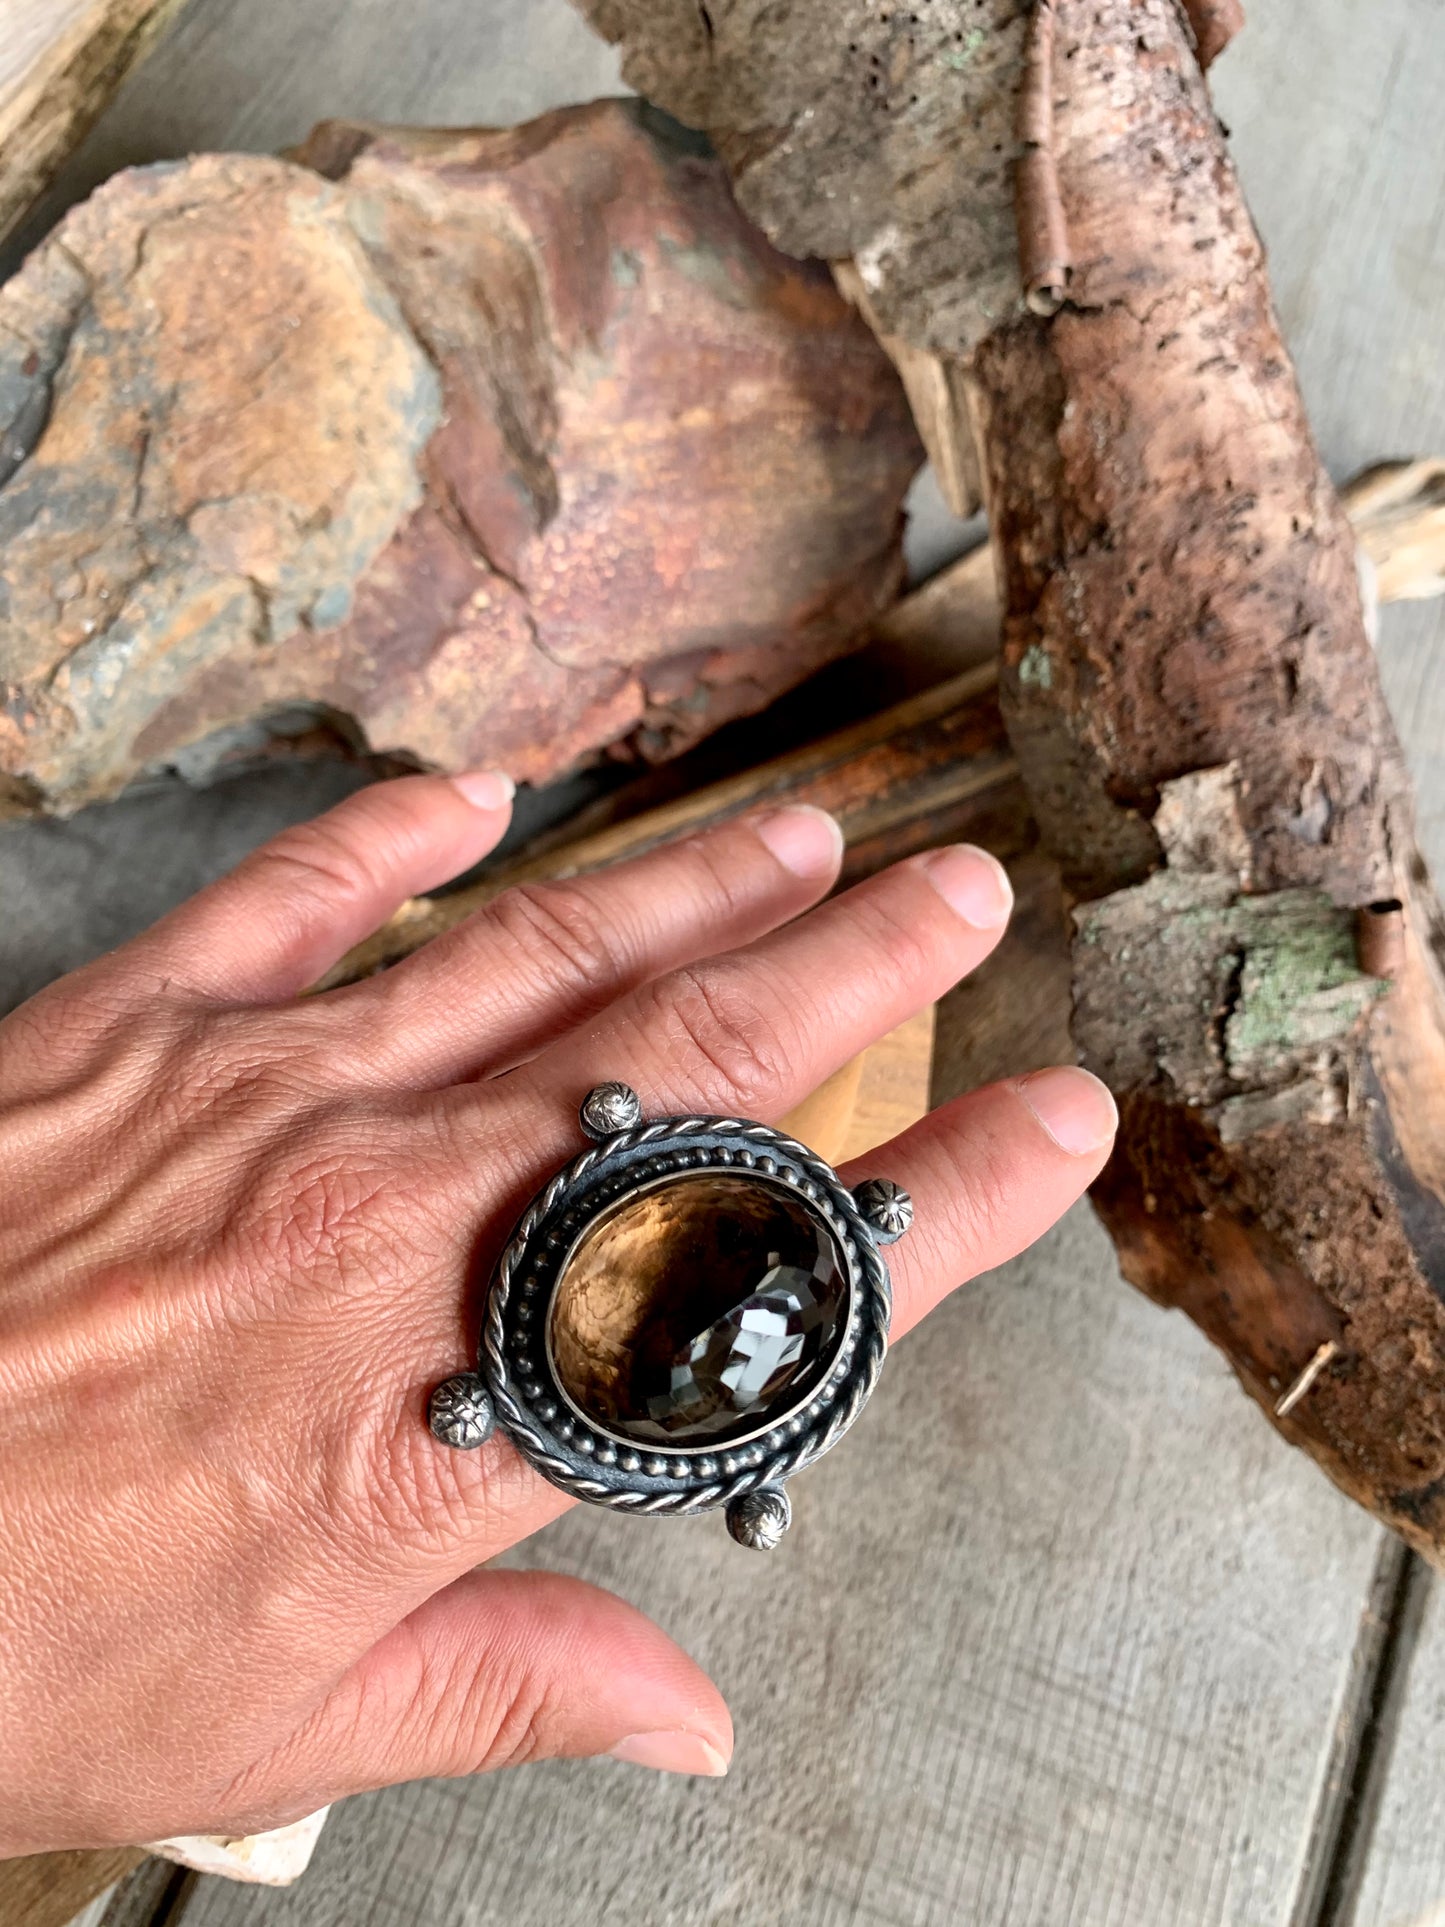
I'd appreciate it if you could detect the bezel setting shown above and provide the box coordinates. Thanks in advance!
[475,1096,899,1535]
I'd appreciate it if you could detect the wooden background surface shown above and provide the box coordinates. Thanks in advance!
[5,0,1441,1922]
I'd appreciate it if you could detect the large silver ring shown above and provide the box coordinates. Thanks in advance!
[427,1083,912,1550]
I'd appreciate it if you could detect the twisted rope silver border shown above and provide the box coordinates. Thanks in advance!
[481,1117,892,1517]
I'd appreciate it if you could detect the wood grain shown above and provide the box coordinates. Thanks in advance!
[1349,1567,1445,1927]
[0,1845,143,1927]
[0,0,187,246]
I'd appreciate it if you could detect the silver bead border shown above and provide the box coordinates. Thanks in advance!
[480,1117,892,1516]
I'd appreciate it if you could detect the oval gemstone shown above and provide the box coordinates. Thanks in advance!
[547,1173,848,1447]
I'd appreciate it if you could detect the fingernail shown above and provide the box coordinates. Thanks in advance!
[450,768,515,812]
[608,1730,730,1777]
[753,805,845,879]
[1016,1066,1118,1156]
[919,844,1014,930]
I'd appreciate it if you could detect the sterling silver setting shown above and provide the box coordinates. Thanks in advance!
[428,1084,910,1549]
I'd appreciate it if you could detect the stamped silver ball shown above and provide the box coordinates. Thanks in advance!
[580,1081,643,1139]
[726,1485,792,1551]
[428,1373,496,1450]
[853,1177,914,1244]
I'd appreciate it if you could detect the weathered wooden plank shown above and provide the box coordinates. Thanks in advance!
[1348,1565,1445,1927]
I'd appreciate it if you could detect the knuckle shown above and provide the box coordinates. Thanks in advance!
[173,1011,317,1121]
[465,1667,561,1773]
[265,1145,392,1276]
[848,888,943,991]
[939,1124,1015,1270]
[652,962,795,1113]
[680,832,753,921]
[384,1631,559,1777]
[251,820,373,915]
[488,882,622,1008]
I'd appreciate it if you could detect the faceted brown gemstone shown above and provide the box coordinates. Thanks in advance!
[547,1173,848,1446]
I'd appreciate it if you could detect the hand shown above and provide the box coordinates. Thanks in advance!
[0,771,1116,1854]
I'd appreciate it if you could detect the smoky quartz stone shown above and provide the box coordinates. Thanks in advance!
[547,1173,848,1446]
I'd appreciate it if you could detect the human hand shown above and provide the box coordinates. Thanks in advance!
[0,771,1116,1854]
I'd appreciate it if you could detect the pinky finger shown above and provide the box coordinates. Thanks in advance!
[841,1065,1118,1342]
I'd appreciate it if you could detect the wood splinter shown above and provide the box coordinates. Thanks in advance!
[1275,1341,1340,1421]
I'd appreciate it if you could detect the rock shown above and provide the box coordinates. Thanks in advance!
[0,100,921,815]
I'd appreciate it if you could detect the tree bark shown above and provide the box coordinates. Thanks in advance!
[576,0,1445,1562]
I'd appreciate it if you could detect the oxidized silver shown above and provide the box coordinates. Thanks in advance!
[426,1083,911,1549]
[427,1372,496,1450]
[726,1485,792,1551]
[853,1178,915,1244]
[579,1081,644,1138]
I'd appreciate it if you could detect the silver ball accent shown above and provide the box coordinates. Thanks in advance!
[579,1082,644,1139]
[726,1485,792,1551]
[853,1177,914,1245]
[427,1373,496,1450]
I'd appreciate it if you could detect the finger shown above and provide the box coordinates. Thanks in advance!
[371,805,845,1084]
[237,1570,730,1825]
[509,842,1015,1132]
[842,1065,1119,1339]
[126,770,516,1005]
[400,1062,1113,1580]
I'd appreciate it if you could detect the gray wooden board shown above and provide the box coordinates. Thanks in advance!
[1351,1569,1445,1927]
[7,0,1438,1921]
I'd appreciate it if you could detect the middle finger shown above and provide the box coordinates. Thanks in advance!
[355,806,845,1085]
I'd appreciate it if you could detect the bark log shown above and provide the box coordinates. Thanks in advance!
[575,0,1445,1562]
[0,101,920,815]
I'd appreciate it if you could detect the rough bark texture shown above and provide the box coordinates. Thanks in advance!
[0,99,920,815]
[971,0,1445,1560]
[573,0,1445,1561]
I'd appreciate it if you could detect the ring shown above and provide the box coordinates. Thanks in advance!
[427,1083,912,1550]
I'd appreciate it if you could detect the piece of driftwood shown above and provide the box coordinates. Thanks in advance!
[0,100,920,816]
[9,1809,332,1921]
[781,1006,936,1168]
[0,1843,144,1927]
[0,0,187,250]
[564,0,1445,1564]
[1343,459,1445,605]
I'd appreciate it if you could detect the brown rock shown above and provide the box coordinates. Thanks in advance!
[0,100,921,814]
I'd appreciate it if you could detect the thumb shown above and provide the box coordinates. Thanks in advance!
[238,1570,731,1824]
